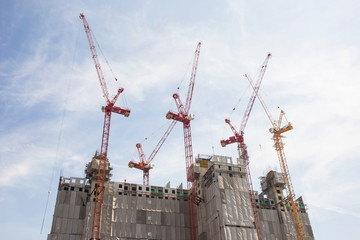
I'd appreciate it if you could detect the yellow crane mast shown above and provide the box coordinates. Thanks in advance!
[246,75,306,240]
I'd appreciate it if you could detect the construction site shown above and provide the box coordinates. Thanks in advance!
[47,14,315,240]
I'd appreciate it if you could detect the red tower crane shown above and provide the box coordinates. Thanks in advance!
[79,13,130,240]
[128,120,177,185]
[166,42,201,240]
[220,53,272,240]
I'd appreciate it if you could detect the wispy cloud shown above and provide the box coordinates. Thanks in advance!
[1,1,360,239]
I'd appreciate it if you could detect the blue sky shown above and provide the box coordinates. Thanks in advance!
[1,0,360,239]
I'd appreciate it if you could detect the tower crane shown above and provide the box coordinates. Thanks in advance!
[246,75,306,240]
[128,120,177,185]
[166,42,201,240]
[79,13,130,240]
[220,53,271,240]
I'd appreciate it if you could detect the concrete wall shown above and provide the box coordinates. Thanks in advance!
[82,181,191,240]
[197,156,258,240]
[47,177,88,240]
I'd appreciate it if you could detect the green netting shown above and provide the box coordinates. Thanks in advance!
[151,190,163,194]
[285,204,304,209]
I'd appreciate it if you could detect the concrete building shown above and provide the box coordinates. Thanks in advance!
[257,170,314,240]
[48,154,314,240]
[196,154,258,239]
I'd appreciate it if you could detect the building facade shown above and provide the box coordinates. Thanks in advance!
[48,154,314,240]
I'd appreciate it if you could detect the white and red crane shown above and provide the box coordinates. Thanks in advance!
[79,13,130,240]
[166,42,201,240]
[128,120,177,185]
[220,53,272,240]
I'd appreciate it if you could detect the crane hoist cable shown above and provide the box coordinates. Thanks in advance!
[229,56,270,119]
[91,29,118,82]
[228,82,250,118]
[140,121,172,143]
[176,53,194,91]
[40,29,80,234]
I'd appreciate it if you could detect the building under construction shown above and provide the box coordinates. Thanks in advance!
[47,154,314,240]
[65,13,315,240]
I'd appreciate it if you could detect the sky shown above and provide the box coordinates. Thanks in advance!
[1,0,360,239]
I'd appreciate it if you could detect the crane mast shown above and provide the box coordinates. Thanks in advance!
[246,75,306,240]
[166,42,201,240]
[129,120,177,185]
[79,13,130,240]
[220,53,271,240]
